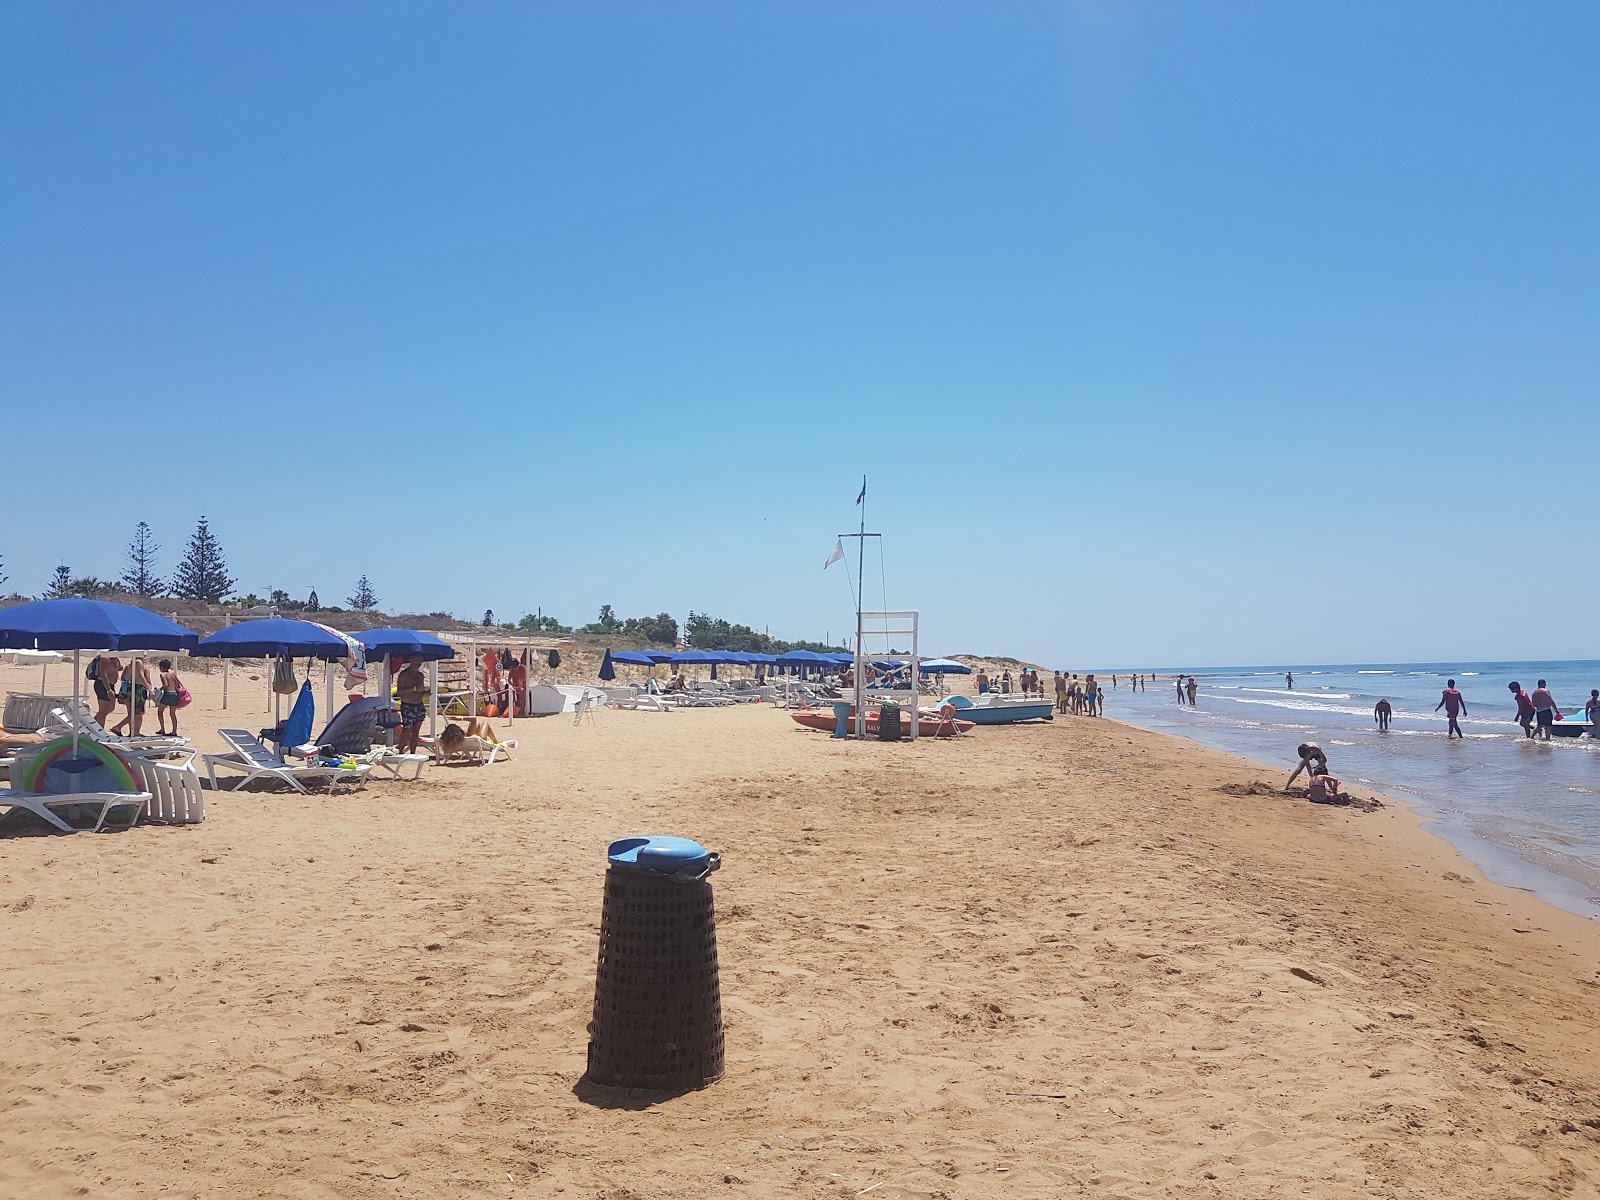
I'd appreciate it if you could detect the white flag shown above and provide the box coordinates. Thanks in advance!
[824,539,845,569]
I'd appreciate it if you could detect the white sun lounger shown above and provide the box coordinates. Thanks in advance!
[143,760,207,824]
[44,704,189,754]
[0,788,151,833]
[203,729,371,793]
[431,734,517,765]
[603,687,673,712]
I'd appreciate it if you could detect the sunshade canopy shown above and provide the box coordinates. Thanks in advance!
[609,650,661,666]
[0,598,198,652]
[352,627,457,660]
[672,648,736,665]
[916,657,972,674]
[192,618,352,660]
[775,649,831,664]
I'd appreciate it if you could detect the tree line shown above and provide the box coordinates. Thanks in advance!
[1,528,839,651]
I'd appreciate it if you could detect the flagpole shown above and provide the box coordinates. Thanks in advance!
[855,475,865,737]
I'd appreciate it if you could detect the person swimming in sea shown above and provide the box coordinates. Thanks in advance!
[1374,698,1392,731]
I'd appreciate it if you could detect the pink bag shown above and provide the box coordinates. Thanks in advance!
[176,684,193,709]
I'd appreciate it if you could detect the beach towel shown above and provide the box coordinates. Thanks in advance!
[282,680,315,752]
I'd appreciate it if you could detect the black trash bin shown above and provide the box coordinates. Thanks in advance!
[878,700,902,741]
[586,836,724,1091]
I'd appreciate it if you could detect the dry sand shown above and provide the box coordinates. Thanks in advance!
[3,660,1600,1199]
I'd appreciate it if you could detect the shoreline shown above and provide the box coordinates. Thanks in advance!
[1102,689,1600,924]
[1099,714,1600,948]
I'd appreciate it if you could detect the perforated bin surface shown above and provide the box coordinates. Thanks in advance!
[586,866,724,1090]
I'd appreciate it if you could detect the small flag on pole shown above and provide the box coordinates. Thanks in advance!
[824,539,845,569]
[855,476,867,505]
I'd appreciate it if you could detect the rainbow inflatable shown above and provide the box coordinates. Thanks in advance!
[19,737,144,795]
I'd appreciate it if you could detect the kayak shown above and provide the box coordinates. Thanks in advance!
[790,707,973,738]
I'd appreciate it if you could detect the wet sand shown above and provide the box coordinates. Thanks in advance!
[2,662,1599,1198]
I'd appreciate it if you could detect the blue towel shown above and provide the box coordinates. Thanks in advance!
[282,680,315,751]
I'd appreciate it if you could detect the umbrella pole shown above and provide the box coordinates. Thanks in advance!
[324,656,335,720]
[72,649,81,758]
[427,660,438,740]
[222,659,229,710]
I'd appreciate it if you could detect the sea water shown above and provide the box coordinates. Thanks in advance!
[1105,662,1600,917]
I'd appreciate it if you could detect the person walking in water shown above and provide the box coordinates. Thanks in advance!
[1286,671,1294,690]
[1186,675,1198,705]
[1175,675,1186,705]
[1508,681,1536,738]
[1374,697,1392,731]
[1435,679,1467,739]
[1529,679,1559,740]
[1586,689,1600,737]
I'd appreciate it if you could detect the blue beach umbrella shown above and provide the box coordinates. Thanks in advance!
[0,598,197,652]
[351,627,457,661]
[0,598,200,767]
[598,649,616,682]
[191,618,351,660]
[609,650,660,667]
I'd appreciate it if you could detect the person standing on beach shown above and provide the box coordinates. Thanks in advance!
[395,656,429,754]
[1529,679,1559,740]
[976,670,989,695]
[1186,676,1198,705]
[155,659,184,736]
[112,659,153,736]
[1508,681,1536,738]
[90,654,122,729]
[1435,679,1468,739]
[1000,670,1012,695]
[1054,671,1066,713]
[1374,697,1392,731]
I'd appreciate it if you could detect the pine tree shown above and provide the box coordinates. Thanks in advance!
[0,552,8,591]
[482,608,495,626]
[45,564,74,598]
[306,589,320,612]
[347,575,379,612]
[120,521,164,596]
[170,516,236,603]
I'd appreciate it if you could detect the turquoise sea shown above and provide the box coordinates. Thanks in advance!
[1106,661,1600,917]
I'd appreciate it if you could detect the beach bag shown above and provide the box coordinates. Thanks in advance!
[176,684,193,709]
[272,658,299,695]
[547,649,561,669]
[85,657,100,681]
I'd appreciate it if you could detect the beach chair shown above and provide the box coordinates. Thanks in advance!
[143,759,207,824]
[0,787,150,834]
[432,734,518,765]
[44,703,189,754]
[203,729,372,793]
[603,686,672,712]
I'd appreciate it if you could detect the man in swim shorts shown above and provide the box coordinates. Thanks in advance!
[1435,679,1467,739]
[1529,679,1558,741]
[91,654,122,728]
[395,656,428,754]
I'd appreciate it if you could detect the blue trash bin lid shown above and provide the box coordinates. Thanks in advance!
[607,835,712,873]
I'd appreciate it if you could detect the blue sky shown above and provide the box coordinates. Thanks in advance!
[3,3,1595,668]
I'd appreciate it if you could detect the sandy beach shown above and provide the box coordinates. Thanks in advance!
[4,661,1600,1199]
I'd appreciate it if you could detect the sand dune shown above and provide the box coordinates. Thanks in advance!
[2,661,1598,1198]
